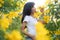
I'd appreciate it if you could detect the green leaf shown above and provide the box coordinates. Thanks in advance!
[0,30,6,40]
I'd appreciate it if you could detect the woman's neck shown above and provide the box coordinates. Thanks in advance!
[30,13,35,18]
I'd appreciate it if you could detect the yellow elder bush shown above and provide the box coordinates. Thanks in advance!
[44,9,50,15]
[0,17,9,30]
[8,11,18,19]
[34,12,42,19]
[0,11,19,30]
[55,30,60,35]
[43,16,50,23]
[35,22,50,40]
[0,0,4,7]
[0,3,2,7]
[5,30,22,40]
[45,0,52,5]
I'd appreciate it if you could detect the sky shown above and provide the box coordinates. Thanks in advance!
[27,0,60,8]
[27,0,46,8]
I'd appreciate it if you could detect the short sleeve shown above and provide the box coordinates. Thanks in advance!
[23,16,29,23]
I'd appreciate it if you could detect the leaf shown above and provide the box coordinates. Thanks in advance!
[0,30,6,40]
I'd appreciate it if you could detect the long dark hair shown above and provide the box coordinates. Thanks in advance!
[21,2,35,23]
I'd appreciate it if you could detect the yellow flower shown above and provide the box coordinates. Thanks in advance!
[45,0,52,5]
[19,15,22,19]
[3,14,12,24]
[0,0,4,5]
[0,0,3,2]
[0,3,2,7]
[1,1,4,4]
[44,9,50,15]
[3,14,8,18]
[16,1,20,6]
[43,16,50,23]
[34,12,41,19]
[35,22,49,35]
[35,22,50,40]
[10,0,14,2]
[5,33,13,40]
[20,3,23,8]
[36,34,50,40]
[0,17,9,30]
[16,10,22,13]
[0,19,1,26]
[5,30,22,40]
[55,30,60,35]
[8,11,18,19]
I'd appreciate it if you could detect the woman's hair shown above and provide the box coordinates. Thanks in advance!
[21,2,35,23]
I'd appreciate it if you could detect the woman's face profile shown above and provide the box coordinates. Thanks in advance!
[31,6,36,14]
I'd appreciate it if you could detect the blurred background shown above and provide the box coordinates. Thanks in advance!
[0,0,60,40]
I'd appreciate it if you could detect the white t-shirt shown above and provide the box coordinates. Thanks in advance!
[23,15,37,36]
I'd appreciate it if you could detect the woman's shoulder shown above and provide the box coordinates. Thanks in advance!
[25,15,31,18]
[24,15,31,20]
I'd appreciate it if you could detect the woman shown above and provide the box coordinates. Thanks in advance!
[21,2,46,40]
[21,2,37,40]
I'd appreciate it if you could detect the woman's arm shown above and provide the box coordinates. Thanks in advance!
[21,21,35,40]
[38,20,47,24]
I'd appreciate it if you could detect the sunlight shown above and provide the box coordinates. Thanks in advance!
[27,0,46,8]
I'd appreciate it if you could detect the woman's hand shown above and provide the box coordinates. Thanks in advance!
[31,36,36,40]
[28,34,35,40]
[41,21,47,24]
[22,30,35,40]
[23,32,35,40]
[38,20,47,24]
